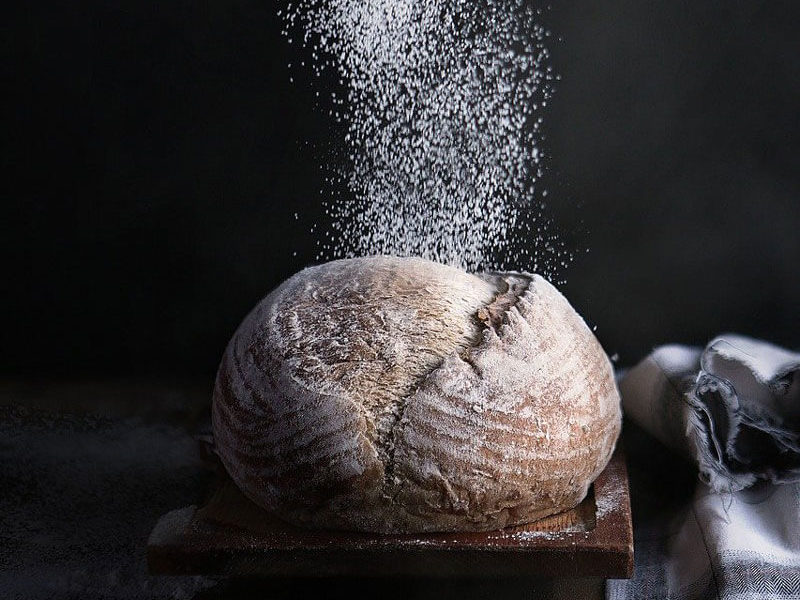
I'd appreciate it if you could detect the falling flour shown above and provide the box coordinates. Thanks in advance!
[281,0,572,276]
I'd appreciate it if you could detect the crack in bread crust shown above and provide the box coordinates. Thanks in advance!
[381,272,533,494]
[271,257,496,475]
[270,257,534,498]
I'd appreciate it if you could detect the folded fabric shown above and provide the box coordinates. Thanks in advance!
[619,334,800,493]
[606,441,800,600]
[611,334,800,600]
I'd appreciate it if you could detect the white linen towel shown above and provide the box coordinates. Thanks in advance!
[608,334,800,599]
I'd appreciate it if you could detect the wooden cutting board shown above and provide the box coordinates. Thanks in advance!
[148,446,633,579]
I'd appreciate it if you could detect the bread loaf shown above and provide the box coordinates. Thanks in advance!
[212,256,621,533]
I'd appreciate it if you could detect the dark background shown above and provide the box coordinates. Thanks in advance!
[5,0,800,380]
[2,4,798,598]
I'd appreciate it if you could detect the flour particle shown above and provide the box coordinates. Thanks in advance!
[281,0,572,278]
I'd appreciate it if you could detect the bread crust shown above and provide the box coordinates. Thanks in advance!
[212,256,621,533]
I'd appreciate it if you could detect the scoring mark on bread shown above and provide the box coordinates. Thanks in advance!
[270,257,532,498]
[383,275,532,495]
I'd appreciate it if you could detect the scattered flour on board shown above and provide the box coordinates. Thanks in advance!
[280,0,573,278]
[511,529,572,540]
[595,469,625,520]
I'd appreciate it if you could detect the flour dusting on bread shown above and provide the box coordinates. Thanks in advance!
[212,256,621,533]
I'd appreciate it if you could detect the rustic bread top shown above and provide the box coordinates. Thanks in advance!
[212,256,621,533]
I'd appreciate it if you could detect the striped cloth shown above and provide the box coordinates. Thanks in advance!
[608,335,800,600]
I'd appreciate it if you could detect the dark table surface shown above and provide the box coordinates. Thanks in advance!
[1,380,625,599]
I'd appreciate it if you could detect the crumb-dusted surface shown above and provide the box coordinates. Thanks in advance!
[213,256,622,533]
[0,384,216,600]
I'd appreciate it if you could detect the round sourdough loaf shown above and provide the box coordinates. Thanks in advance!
[212,256,621,533]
